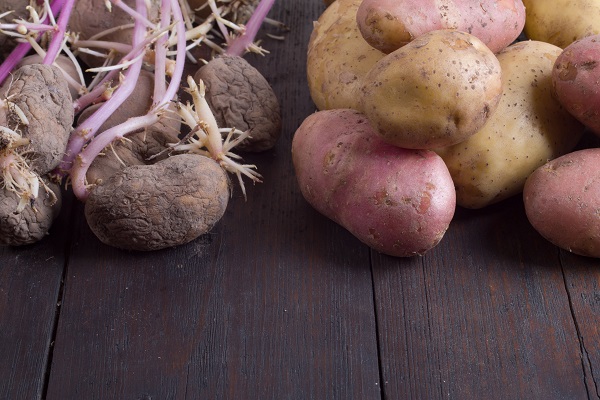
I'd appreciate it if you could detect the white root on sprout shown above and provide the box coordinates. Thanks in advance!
[0,128,54,213]
[171,76,261,199]
[0,0,284,203]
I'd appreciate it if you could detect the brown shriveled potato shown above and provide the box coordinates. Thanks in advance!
[194,55,281,152]
[0,64,74,175]
[18,54,81,100]
[524,148,600,258]
[307,0,385,110]
[0,180,61,246]
[86,124,180,186]
[359,29,502,149]
[435,41,585,209]
[85,154,229,251]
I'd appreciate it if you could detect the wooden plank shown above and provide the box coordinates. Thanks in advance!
[372,198,589,399]
[45,1,381,399]
[0,191,73,400]
[560,251,600,398]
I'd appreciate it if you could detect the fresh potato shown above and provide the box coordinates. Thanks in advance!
[357,0,526,54]
[435,41,585,209]
[358,29,502,149]
[292,109,456,257]
[524,148,600,258]
[523,0,600,48]
[552,34,600,136]
[307,0,385,110]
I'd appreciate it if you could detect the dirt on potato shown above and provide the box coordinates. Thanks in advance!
[0,180,62,246]
[0,64,74,174]
[85,154,229,251]
[86,122,180,185]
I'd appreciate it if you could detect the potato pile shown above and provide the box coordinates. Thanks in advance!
[294,0,600,257]
[0,0,283,251]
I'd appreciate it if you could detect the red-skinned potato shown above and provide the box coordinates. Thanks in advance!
[524,148,600,258]
[552,34,600,136]
[356,0,526,54]
[292,109,456,257]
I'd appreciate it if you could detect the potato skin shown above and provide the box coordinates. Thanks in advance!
[552,35,600,136]
[85,154,229,251]
[0,181,61,246]
[194,55,281,152]
[359,29,502,150]
[69,0,160,67]
[292,109,456,257]
[524,148,600,258]
[0,64,74,175]
[523,0,600,48]
[307,0,385,111]
[357,0,525,54]
[435,41,584,209]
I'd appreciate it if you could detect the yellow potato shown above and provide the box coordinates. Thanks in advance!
[306,0,385,110]
[358,30,503,149]
[435,41,585,209]
[523,0,600,48]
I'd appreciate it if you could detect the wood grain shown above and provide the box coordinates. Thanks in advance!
[372,198,590,399]
[561,252,600,399]
[45,2,381,399]
[2,1,600,400]
[0,191,73,400]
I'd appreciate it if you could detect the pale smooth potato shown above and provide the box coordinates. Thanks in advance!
[359,29,502,149]
[524,148,600,258]
[523,0,600,48]
[307,0,385,110]
[435,41,585,209]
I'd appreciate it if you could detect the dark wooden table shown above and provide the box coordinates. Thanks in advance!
[2,1,600,399]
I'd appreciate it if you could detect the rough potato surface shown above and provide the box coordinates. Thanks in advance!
[85,154,229,251]
[86,124,180,185]
[0,64,74,174]
[0,181,62,246]
[194,55,281,152]
[18,55,81,100]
